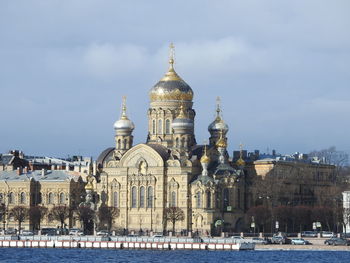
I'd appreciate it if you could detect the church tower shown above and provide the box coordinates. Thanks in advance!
[113,96,135,158]
[147,43,196,148]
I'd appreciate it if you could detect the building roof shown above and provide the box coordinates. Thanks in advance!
[0,170,81,182]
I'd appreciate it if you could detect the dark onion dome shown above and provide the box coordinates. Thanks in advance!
[149,44,193,102]
[171,105,194,132]
[208,100,229,134]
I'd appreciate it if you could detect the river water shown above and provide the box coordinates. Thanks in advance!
[1,248,350,263]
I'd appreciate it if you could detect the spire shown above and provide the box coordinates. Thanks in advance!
[215,96,222,121]
[120,96,128,120]
[236,142,246,167]
[200,144,210,164]
[169,42,175,69]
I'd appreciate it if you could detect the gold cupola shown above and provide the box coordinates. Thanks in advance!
[216,131,227,148]
[236,143,246,167]
[200,144,210,164]
[149,43,193,102]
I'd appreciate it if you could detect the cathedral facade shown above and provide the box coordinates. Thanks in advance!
[96,46,246,235]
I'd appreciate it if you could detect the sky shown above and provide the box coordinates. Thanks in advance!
[0,0,349,159]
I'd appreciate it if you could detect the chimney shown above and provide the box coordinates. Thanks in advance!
[17,167,22,175]
[51,164,55,171]
[41,168,46,176]
[23,166,28,174]
[93,161,97,175]
[65,163,69,171]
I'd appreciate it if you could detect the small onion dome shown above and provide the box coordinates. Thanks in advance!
[171,105,194,132]
[200,153,210,164]
[208,116,229,134]
[236,157,245,167]
[85,181,94,191]
[216,137,227,148]
[113,97,135,132]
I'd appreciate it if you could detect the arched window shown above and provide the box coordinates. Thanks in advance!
[0,193,3,203]
[147,186,153,208]
[175,137,179,148]
[181,137,185,147]
[196,191,202,208]
[48,192,54,204]
[165,119,171,134]
[117,139,121,149]
[139,186,145,208]
[123,138,127,149]
[152,120,156,134]
[158,119,162,134]
[170,191,176,207]
[9,192,15,204]
[131,186,137,208]
[59,193,65,204]
[113,192,118,208]
[20,192,26,204]
[206,191,211,209]
[223,188,229,208]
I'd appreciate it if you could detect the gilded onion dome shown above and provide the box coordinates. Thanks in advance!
[85,175,94,191]
[216,131,227,148]
[208,97,229,134]
[113,97,135,133]
[200,145,210,164]
[171,104,194,132]
[149,43,193,102]
[236,143,246,166]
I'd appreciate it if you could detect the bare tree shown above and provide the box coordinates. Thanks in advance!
[50,206,70,234]
[98,205,119,232]
[29,206,48,231]
[274,206,293,233]
[0,203,6,222]
[291,206,311,232]
[10,206,29,234]
[164,207,185,233]
[77,206,95,234]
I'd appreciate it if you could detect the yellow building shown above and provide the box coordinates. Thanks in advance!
[95,45,246,235]
[0,168,85,232]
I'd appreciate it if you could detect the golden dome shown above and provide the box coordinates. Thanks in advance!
[85,176,94,191]
[236,157,245,167]
[85,181,94,191]
[200,145,210,164]
[149,43,193,102]
[216,137,227,148]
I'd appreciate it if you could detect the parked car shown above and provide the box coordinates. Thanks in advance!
[251,237,268,245]
[41,228,58,236]
[324,237,350,246]
[5,229,17,235]
[321,231,334,238]
[301,231,317,237]
[291,238,311,245]
[271,235,291,244]
[69,228,84,236]
[151,234,163,238]
[21,230,34,236]
[96,230,110,236]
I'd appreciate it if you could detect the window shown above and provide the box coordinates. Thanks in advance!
[0,193,3,203]
[206,191,211,209]
[165,119,171,134]
[117,139,121,149]
[175,137,179,148]
[181,137,185,147]
[170,191,176,207]
[9,192,15,204]
[20,192,26,204]
[113,192,118,208]
[152,120,156,134]
[59,193,65,204]
[147,186,153,208]
[48,192,54,204]
[140,186,145,208]
[131,186,137,208]
[196,191,202,208]
[237,189,241,208]
[223,188,229,208]
[158,119,162,134]
[124,138,127,149]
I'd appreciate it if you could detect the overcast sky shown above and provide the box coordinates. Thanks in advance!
[0,0,349,159]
